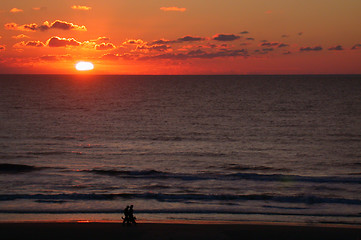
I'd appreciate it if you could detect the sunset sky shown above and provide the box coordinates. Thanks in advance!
[0,0,360,74]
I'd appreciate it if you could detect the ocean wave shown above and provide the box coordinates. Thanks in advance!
[83,169,169,178]
[84,168,361,184]
[26,151,68,156]
[1,193,361,206]
[0,163,44,174]
[224,164,289,172]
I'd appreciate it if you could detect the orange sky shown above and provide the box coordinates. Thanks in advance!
[0,0,360,74]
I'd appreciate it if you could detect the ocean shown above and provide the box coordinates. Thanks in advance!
[0,75,360,225]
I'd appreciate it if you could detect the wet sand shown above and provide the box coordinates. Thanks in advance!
[1,222,361,240]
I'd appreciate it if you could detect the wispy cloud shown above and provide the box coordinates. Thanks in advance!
[160,7,186,12]
[351,43,361,50]
[95,43,116,50]
[12,34,30,39]
[91,37,110,42]
[32,7,46,11]
[39,54,72,62]
[10,8,23,13]
[13,41,45,48]
[71,5,92,11]
[328,45,343,51]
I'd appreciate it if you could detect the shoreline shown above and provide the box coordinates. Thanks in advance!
[1,219,361,228]
[1,221,361,240]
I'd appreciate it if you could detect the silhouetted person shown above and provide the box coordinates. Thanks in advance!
[129,205,136,224]
[122,205,130,225]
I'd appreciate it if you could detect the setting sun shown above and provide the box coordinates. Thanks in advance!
[75,61,94,71]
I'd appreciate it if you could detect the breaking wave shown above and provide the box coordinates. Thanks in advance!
[84,168,361,184]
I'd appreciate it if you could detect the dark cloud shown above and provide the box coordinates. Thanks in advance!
[300,46,322,51]
[328,45,344,51]
[262,48,274,52]
[4,20,87,32]
[139,48,248,60]
[254,49,268,55]
[47,37,81,47]
[39,20,87,31]
[278,43,289,48]
[351,43,361,50]
[240,31,249,34]
[95,43,116,50]
[5,23,37,31]
[246,37,255,41]
[23,24,38,31]
[137,44,171,52]
[123,39,145,45]
[281,35,289,38]
[101,53,122,61]
[260,42,279,47]
[298,32,303,36]
[101,53,133,61]
[212,34,241,41]
[150,39,173,45]
[0,45,5,51]
[177,35,205,42]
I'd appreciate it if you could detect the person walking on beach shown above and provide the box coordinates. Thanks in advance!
[129,205,136,224]
[122,205,136,225]
[122,205,130,225]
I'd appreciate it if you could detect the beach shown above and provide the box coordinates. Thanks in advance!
[1,221,361,240]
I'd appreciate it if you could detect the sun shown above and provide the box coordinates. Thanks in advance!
[75,61,94,71]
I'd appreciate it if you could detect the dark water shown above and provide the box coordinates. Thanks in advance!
[0,75,360,224]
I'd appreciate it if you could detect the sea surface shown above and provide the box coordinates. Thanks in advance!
[0,75,360,224]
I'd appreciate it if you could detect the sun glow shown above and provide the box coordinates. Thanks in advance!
[75,61,94,71]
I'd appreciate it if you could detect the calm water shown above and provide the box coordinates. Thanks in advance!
[0,75,360,224]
